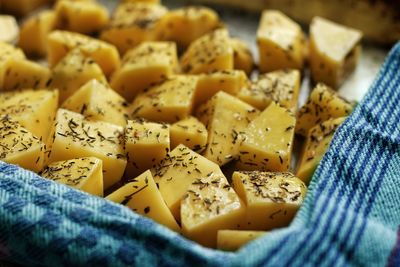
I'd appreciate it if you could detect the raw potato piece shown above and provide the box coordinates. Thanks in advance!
[47,109,126,189]
[180,29,234,74]
[170,116,208,152]
[125,119,170,178]
[131,75,197,123]
[0,0,49,16]
[297,117,346,183]
[152,144,224,220]
[232,171,306,230]
[0,15,19,43]
[295,83,353,136]
[0,115,45,172]
[257,10,305,73]
[110,41,178,101]
[217,230,266,251]
[106,170,180,232]
[181,173,246,248]
[40,157,103,197]
[310,17,362,88]
[196,92,259,166]
[230,38,254,76]
[237,102,295,172]
[62,79,129,127]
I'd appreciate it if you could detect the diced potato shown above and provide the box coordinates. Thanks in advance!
[257,10,306,73]
[230,38,254,76]
[0,15,18,43]
[131,75,197,123]
[110,41,178,101]
[309,17,362,88]
[196,91,259,166]
[0,0,49,16]
[157,6,221,49]
[0,41,25,61]
[123,0,160,3]
[237,69,301,111]
[237,102,295,171]
[181,172,246,248]
[125,119,170,178]
[47,30,120,76]
[100,2,168,54]
[40,157,103,196]
[54,0,109,34]
[180,28,234,74]
[0,89,59,141]
[170,116,208,152]
[152,144,224,220]
[49,49,107,103]
[18,11,56,57]
[47,109,127,189]
[297,117,346,183]
[0,115,45,172]
[295,83,353,136]
[62,79,129,127]
[232,171,306,230]
[106,170,180,232]
[217,230,266,251]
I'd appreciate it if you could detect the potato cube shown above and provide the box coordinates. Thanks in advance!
[0,41,25,61]
[0,15,18,43]
[196,91,259,166]
[0,0,49,16]
[180,28,233,74]
[40,157,103,196]
[232,171,306,230]
[110,41,178,101]
[217,230,266,251]
[230,38,254,76]
[62,79,129,127]
[131,75,197,123]
[310,17,362,88]
[237,102,295,171]
[257,10,305,73]
[47,109,127,189]
[106,170,180,232]
[170,116,207,152]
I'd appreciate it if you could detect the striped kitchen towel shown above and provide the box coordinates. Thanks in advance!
[0,42,399,267]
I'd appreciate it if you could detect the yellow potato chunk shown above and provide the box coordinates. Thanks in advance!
[0,42,25,87]
[0,0,49,16]
[110,41,178,101]
[152,144,224,220]
[295,83,353,136]
[237,102,295,171]
[181,172,246,248]
[170,116,208,152]
[232,171,306,230]
[196,91,259,166]
[62,79,129,127]
[237,69,301,111]
[310,17,362,88]
[217,230,266,251]
[230,38,254,76]
[180,28,233,74]
[0,115,45,172]
[47,30,120,76]
[0,89,59,141]
[40,157,103,196]
[257,10,305,73]
[297,117,346,183]
[125,119,170,178]
[100,2,168,54]
[123,0,160,3]
[0,15,19,43]
[47,109,127,189]
[131,75,197,123]
[106,170,180,232]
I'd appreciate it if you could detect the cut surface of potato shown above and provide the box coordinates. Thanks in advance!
[0,15,19,43]
[170,116,208,152]
[217,230,266,251]
[230,38,254,76]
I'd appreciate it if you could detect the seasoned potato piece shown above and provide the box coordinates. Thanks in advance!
[131,75,197,123]
[237,69,301,111]
[110,41,178,101]
[100,2,168,54]
[0,115,45,172]
[196,92,259,166]
[237,102,295,171]
[310,17,362,88]
[0,41,25,61]
[106,170,180,232]
[230,38,254,76]
[181,172,246,248]
[47,109,126,189]
[40,157,103,196]
[0,0,49,16]
[217,230,266,251]
[47,30,120,76]
[257,10,305,73]
[123,0,160,3]
[232,171,306,230]
[180,28,234,74]
[170,116,208,152]
[0,15,18,43]
[296,83,353,136]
